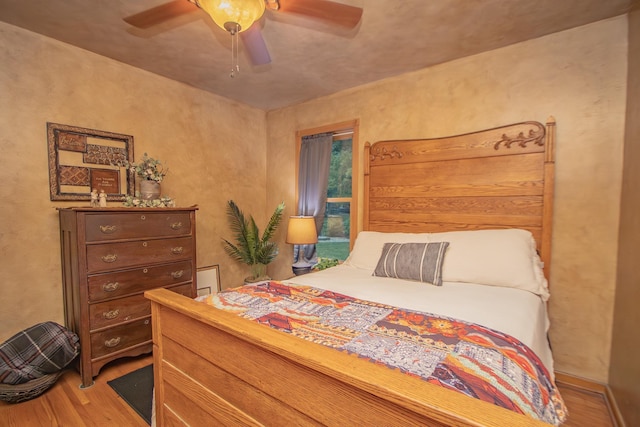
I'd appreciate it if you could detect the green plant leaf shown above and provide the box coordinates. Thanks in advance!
[222,200,285,278]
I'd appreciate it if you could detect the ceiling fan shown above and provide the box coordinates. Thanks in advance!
[123,0,363,67]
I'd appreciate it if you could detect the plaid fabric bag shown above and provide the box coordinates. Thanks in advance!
[0,322,79,385]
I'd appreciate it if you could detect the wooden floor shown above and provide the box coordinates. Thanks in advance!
[0,355,616,427]
[556,380,617,427]
[0,355,152,427]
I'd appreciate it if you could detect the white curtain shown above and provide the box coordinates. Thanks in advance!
[295,132,333,264]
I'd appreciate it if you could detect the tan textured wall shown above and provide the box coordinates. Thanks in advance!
[0,16,629,383]
[610,7,640,425]
[0,22,267,342]
[267,17,628,382]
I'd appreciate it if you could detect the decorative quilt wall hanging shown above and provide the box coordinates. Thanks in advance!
[47,122,134,201]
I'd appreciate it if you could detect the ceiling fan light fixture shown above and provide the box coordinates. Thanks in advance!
[197,0,266,33]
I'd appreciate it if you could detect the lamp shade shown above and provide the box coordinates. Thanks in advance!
[286,216,318,245]
[197,0,265,33]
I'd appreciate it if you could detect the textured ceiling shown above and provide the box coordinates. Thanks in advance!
[0,0,633,110]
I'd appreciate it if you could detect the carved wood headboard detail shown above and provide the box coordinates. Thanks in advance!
[363,117,556,280]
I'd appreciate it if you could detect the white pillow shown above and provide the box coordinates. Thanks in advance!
[428,229,549,300]
[345,229,549,300]
[343,231,431,271]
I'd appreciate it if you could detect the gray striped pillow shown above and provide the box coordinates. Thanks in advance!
[373,242,449,286]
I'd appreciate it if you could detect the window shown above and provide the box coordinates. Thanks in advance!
[296,120,358,262]
[319,133,352,261]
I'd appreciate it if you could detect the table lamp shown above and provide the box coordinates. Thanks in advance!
[285,216,318,275]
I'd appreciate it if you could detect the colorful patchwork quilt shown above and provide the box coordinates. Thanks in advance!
[201,281,567,425]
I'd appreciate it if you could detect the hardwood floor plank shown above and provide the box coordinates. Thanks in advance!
[557,382,616,427]
[0,356,151,427]
[41,378,85,426]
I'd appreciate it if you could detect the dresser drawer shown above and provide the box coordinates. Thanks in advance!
[86,237,193,273]
[90,318,152,359]
[89,283,193,330]
[85,212,192,242]
[87,261,193,301]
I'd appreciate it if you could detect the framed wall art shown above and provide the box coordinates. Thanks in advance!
[196,265,221,296]
[47,122,134,201]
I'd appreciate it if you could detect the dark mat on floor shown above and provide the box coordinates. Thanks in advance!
[107,364,153,425]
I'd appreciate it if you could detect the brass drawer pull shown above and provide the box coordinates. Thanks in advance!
[170,222,183,230]
[104,337,121,348]
[170,247,184,255]
[171,270,184,279]
[102,309,120,320]
[99,225,117,234]
[102,282,119,292]
[101,254,117,263]
[142,242,148,247]
[140,215,146,220]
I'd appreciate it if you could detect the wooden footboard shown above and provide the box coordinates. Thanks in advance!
[146,288,550,426]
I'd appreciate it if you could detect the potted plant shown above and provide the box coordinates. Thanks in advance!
[222,200,285,283]
[123,153,167,200]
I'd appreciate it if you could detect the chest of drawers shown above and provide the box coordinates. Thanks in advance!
[58,207,197,387]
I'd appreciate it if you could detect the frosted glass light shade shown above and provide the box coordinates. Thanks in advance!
[197,0,265,33]
[286,216,318,245]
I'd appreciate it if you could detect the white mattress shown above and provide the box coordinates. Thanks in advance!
[284,264,554,376]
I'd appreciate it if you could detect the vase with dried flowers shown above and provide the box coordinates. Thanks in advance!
[123,153,167,200]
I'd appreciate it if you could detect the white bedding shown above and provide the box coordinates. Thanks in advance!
[284,264,554,377]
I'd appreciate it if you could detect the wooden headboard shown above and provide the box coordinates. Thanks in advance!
[364,118,556,280]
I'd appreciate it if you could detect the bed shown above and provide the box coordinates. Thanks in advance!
[146,118,565,426]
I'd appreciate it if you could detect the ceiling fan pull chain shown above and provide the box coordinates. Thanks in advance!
[230,23,240,78]
[229,30,234,78]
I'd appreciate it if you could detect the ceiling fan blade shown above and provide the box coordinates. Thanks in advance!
[276,0,363,29]
[123,0,199,29]
[240,25,272,65]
